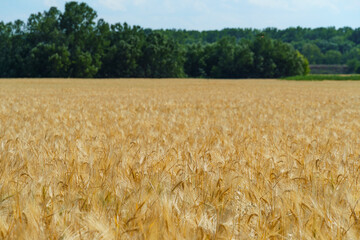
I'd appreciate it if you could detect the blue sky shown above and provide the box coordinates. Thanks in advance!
[1,0,360,30]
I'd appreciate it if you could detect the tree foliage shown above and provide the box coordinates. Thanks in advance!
[0,2,312,78]
[156,26,360,70]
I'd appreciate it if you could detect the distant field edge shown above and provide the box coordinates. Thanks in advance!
[283,74,360,81]
[0,78,280,81]
[3,76,360,81]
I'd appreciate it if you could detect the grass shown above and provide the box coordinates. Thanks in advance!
[0,78,360,239]
[283,74,360,81]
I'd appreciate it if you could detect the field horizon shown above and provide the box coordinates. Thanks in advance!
[1,79,360,239]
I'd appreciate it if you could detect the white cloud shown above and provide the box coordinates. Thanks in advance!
[133,0,147,6]
[44,0,62,7]
[248,0,340,11]
[44,0,82,8]
[98,0,209,13]
[98,0,147,11]
[100,0,127,10]
[158,0,211,14]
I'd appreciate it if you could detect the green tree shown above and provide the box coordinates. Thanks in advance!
[324,50,342,64]
[98,23,144,77]
[250,35,276,78]
[347,59,360,73]
[184,44,206,77]
[301,43,324,64]
[7,20,31,77]
[60,2,102,77]
[26,7,70,77]
[346,47,360,73]
[28,43,70,77]
[0,22,12,77]
[349,28,360,44]
[272,41,309,77]
[209,37,237,78]
[232,43,254,77]
[27,7,63,45]
[205,37,254,78]
[138,33,185,78]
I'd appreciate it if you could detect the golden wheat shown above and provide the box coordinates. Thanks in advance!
[0,79,359,239]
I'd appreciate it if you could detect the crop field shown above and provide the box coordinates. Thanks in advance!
[0,78,360,239]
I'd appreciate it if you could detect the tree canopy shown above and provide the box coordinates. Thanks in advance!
[155,26,360,73]
[0,2,315,78]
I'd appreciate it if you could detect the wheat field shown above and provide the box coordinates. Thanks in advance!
[0,79,360,239]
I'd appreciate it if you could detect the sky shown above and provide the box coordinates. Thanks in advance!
[1,0,360,30]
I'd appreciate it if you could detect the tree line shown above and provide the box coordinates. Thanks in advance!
[0,2,309,78]
[155,27,360,73]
